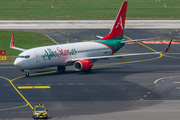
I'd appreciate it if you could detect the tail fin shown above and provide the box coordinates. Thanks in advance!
[101,1,128,40]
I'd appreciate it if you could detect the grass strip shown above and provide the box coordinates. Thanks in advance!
[0,30,56,63]
[0,0,179,20]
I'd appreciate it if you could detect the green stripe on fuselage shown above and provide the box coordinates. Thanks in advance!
[109,34,124,40]
[94,38,125,53]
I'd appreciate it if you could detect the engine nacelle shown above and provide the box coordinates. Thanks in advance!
[74,60,93,71]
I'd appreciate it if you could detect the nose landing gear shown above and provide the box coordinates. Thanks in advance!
[24,69,29,77]
[25,72,29,77]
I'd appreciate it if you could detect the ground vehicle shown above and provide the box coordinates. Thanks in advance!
[32,103,48,119]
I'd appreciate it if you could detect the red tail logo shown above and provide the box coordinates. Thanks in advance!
[116,16,123,30]
[101,1,128,40]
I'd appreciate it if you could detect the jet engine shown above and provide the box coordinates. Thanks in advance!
[74,60,93,71]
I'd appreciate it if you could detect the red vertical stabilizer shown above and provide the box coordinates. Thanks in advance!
[101,1,128,40]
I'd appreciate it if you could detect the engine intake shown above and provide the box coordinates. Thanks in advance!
[74,60,93,71]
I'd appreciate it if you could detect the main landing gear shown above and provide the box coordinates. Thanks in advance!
[57,66,66,72]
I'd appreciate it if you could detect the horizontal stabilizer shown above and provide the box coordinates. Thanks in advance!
[96,35,103,39]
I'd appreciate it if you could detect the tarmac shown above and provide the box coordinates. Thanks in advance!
[0,21,180,120]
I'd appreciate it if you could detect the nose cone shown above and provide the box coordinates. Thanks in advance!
[14,58,24,70]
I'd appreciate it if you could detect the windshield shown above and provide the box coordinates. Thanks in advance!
[17,55,30,58]
[35,107,45,111]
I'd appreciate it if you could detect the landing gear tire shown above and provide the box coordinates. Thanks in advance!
[25,72,29,77]
[57,66,66,72]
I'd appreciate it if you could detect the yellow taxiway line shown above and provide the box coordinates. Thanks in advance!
[0,76,34,110]
[0,104,28,111]
[18,86,51,89]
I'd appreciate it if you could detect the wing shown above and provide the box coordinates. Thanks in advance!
[96,35,160,43]
[68,39,173,62]
[10,34,26,51]
[120,37,160,43]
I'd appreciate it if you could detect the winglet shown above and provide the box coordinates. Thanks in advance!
[162,39,173,53]
[10,34,26,51]
[10,34,15,48]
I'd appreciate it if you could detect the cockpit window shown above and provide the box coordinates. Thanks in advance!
[25,55,30,58]
[17,56,24,58]
[18,55,30,59]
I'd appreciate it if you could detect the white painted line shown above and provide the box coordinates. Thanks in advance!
[177,87,180,89]
[173,82,180,84]
[153,77,170,84]
[0,24,38,26]
[153,76,180,84]
[45,34,59,45]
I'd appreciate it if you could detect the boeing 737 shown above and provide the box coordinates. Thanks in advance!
[10,1,173,77]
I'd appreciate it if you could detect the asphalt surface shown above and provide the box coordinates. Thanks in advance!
[0,29,180,120]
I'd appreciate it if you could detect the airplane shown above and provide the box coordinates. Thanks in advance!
[10,1,173,77]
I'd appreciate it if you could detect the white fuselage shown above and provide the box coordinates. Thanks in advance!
[14,41,112,70]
